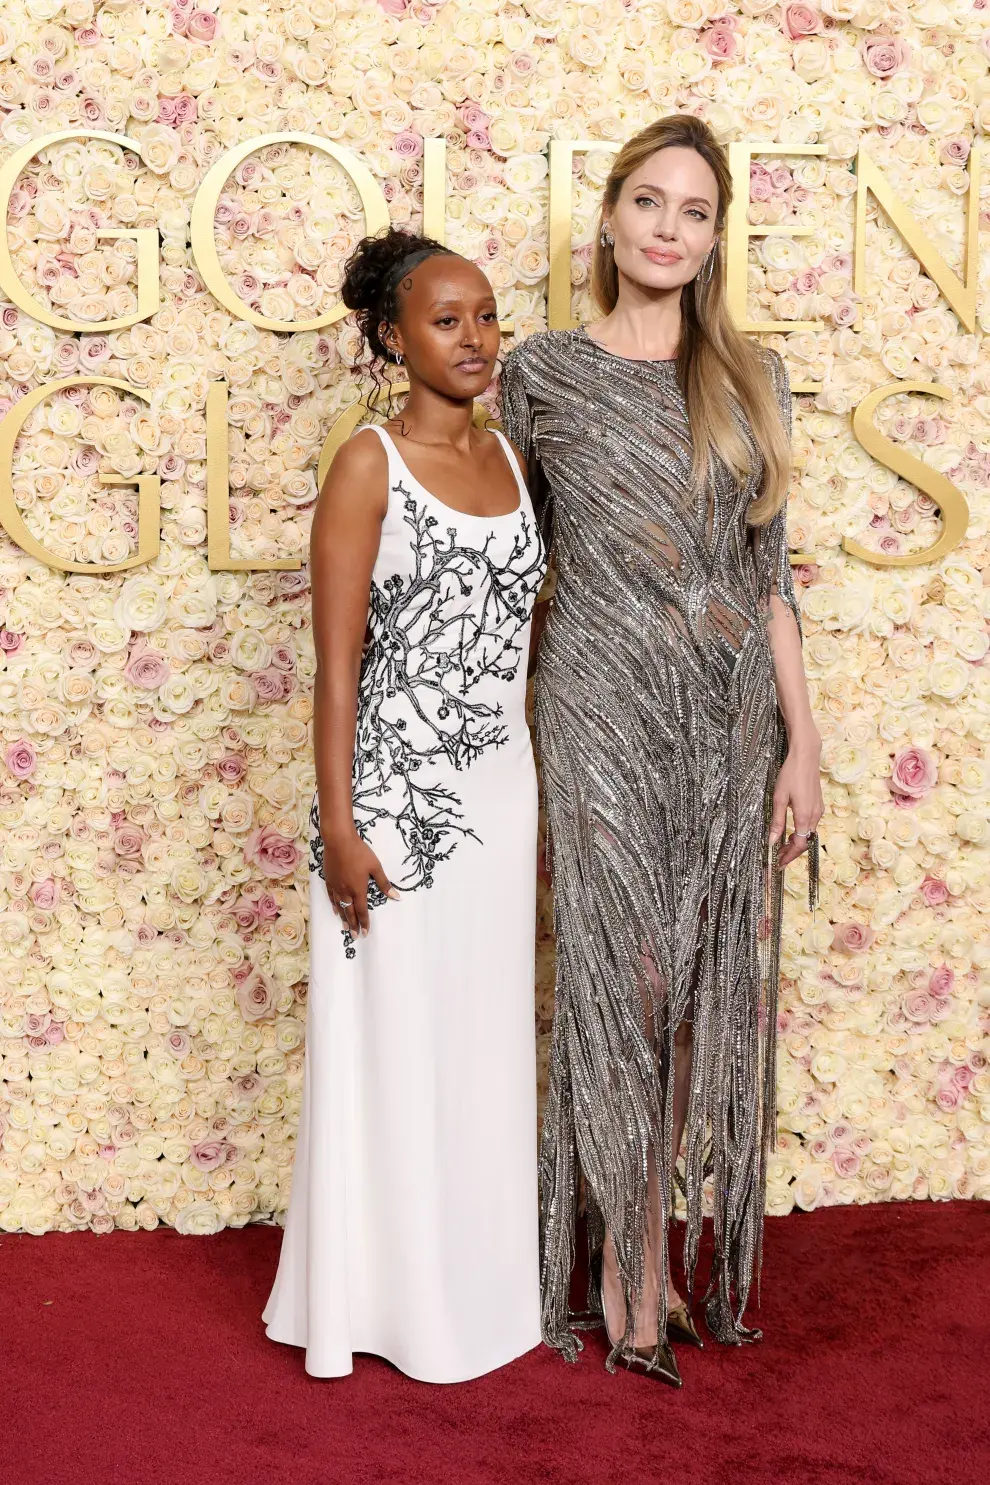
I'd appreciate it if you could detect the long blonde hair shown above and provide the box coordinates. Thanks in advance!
[591,115,789,526]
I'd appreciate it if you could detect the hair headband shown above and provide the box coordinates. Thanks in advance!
[386,245,451,298]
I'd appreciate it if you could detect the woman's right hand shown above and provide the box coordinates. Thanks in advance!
[321,824,398,938]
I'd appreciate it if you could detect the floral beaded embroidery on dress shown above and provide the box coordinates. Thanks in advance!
[309,436,545,956]
[265,421,546,1383]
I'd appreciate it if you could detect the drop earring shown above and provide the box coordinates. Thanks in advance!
[393,350,403,366]
[599,222,614,248]
[700,245,716,284]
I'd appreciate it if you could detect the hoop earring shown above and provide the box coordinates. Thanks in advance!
[599,222,614,248]
[393,350,403,366]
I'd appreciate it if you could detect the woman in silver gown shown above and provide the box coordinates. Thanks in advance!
[501,115,823,1386]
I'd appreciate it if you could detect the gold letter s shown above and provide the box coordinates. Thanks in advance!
[844,382,969,568]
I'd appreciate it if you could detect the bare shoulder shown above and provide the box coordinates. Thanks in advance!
[319,425,389,517]
[331,424,388,480]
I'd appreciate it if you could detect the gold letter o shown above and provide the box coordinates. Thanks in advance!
[190,133,390,334]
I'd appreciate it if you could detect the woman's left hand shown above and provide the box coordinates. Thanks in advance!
[770,734,824,868]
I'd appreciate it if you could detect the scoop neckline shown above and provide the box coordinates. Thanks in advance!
[375,425,524,523]
[578,324,678,364]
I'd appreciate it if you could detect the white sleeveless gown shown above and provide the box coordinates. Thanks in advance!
[263,424,545,1382]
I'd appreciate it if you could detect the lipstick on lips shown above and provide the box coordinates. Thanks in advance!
[643,248,682,265]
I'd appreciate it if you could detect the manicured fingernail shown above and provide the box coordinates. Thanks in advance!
[387,888,400,901]
[362,926,369,937]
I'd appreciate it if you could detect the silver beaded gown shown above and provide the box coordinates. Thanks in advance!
[500,327,800,1362]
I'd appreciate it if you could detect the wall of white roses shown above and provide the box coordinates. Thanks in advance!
[0,0,988,1237]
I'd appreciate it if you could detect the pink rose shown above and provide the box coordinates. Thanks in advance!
[250,667,288,703]
[114,825,145,859]
[832,923,876,954]
[749,163,773,202]
[0,629,24,653]
[244,824,301,879]
[942,138,970,164]
[793,269,819,295]
[217,753,245,783]
[913,417,945,445]
[125,649,171,690]
[236,967,277,1023]
[378,0,410,14]
[189,1138,236,1171]
[903,990,934,1024]
[24,1011,51,1036]
[5,740,36,778]
[929,965,955,997]
[832,1148,860,1179]
[234,1072,265,1098]
[165,1030,190,1057]
[935,1084,962,1113]
[861,35,911,78]
[173,94,198,124]
[391,129,424,158]
[186,9,219,42]
[255,891,279,921]
[459,104,489,130]
[782,3,820,39]
[45,1021,64,1046]
[889,745,937,802]
[30,879,59,909]
[703,23,739,61]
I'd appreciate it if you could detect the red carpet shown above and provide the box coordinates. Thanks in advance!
[2,1201,985,1485]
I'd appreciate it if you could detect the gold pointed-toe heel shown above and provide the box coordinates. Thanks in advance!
[600,1271,683,1389]
[667,1302,704,1349]
[626,1337,683,1388]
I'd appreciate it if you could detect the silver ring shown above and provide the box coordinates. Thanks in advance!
[338,898,353,906]
[792,830,811,839]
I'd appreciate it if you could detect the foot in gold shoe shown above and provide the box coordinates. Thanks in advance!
[667,1303,704,1349]
[625,1340,683,1388]
[600,1271,683,1387]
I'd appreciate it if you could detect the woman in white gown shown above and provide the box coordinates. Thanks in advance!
[263,228,545,1383]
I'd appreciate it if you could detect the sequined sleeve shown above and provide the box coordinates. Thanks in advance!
[761,349,802,636]
[500,343,553,549]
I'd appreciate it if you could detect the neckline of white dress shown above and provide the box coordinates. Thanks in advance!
[371,424,524,523]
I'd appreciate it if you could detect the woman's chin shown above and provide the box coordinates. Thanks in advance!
[622,262,696,295]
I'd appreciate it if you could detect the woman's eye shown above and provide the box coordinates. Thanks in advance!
[436,316,456,327]
[634,195,657,209]
[481,311,498,323]
[688,209,709,221]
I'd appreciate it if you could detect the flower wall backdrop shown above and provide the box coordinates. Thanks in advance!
[0,0,988,1235]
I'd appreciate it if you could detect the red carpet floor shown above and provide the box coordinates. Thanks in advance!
[2,1200,986,1485]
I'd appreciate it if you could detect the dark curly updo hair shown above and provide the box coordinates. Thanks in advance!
[341,227,455,364]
